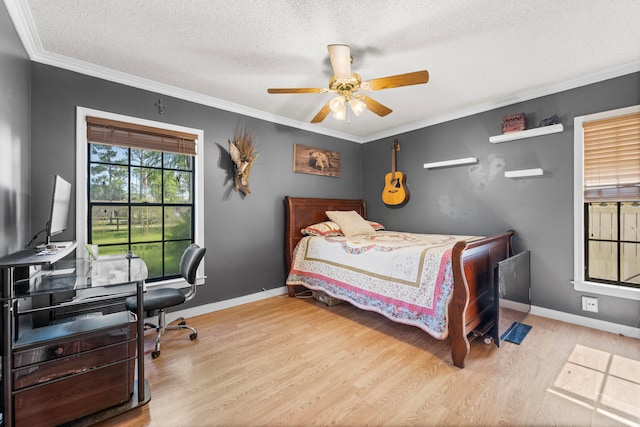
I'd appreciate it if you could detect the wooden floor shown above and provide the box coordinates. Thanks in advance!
[97,295,640,427]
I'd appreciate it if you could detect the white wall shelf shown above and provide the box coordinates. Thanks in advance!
[489,123,563,143]
[423,157,478,169]
[505,168,544,178]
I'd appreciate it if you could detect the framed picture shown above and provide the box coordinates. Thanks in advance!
[293,144,341,177]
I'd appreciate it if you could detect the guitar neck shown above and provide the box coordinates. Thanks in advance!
[391,150,396,175]
[391,139,399,176]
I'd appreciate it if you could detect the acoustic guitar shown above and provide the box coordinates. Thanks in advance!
[381,139,409,206]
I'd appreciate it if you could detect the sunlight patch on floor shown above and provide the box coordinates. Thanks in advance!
[548,344,640,427]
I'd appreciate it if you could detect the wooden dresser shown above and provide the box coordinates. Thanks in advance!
[12,312,136,427]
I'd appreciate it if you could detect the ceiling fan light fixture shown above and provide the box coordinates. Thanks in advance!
[329,95,346,113]
[349,97,366,116]
[267,44,429,124]
[332,108,346,121]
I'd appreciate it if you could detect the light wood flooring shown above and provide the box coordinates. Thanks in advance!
[97,295,640,427]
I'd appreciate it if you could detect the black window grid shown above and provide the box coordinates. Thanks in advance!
[584,201,640,289]
[87,144,195,282]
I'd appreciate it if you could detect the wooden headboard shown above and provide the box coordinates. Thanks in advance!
[284,196,366,268]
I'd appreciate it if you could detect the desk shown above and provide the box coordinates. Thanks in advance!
[0,244,150,426]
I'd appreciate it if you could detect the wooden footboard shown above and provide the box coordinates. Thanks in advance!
[449,231,515,368]
[284,196,515,368]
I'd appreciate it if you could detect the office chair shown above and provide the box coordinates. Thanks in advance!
[125,243,206,359]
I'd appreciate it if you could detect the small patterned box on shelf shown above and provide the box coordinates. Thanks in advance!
[502,113,526,133]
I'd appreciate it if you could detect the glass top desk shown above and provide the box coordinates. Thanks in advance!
[0,245,150,425]
[16,254,147,298]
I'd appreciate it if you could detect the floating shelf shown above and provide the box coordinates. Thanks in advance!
[423,157,478,169]
[504,168,544,178]
[489,123,564,143]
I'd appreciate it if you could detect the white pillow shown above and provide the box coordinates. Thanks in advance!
[301,221,343,236]
[325,210,376,237]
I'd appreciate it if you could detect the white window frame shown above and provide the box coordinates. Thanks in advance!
[573,104,640,300]
[76,106,205,288]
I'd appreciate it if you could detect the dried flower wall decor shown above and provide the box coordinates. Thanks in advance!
[228,128,259,195]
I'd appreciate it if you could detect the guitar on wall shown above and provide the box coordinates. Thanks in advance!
[381,139,409,206]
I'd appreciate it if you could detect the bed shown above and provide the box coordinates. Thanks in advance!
[284,196,515,368]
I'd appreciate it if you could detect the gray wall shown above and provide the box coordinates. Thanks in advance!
[362,72,640,328]
[0,2,31,257]
[29,64,362,307]
[5,0,638,326]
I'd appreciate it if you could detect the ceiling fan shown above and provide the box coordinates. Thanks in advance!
[267,44,429,123]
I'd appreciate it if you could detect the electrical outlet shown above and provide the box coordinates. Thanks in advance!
[582,296,598,313]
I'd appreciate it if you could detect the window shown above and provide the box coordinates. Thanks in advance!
[76,107,204,287]
[574,106,640,300]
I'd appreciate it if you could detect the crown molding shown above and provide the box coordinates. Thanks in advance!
[41,51,365,143]
[3,0,364,143]
[6,0,639,144]
[362,60,640,143]
[39,51,365,143]
[4,0,42,57]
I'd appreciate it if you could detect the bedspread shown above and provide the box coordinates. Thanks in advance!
[286,231,481,339]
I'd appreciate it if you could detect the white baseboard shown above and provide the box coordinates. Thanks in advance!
[500,298,530,313]
[530,305,640,339]
[162,286,288,324]
[159,288,639,340]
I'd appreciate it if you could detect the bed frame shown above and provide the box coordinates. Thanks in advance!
[284,196,515,368]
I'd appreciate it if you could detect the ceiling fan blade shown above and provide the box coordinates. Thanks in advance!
[268,88,327,94]
[362,96,393,117]
[365,70,429,91]
[328,44,352,79]
[311,102,332,123]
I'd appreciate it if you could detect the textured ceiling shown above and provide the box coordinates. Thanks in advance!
[6,0,640,142]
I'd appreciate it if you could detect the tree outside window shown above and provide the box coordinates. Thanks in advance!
[88,143,194,281]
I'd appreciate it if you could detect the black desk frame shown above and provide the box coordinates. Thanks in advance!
[0,242,150,426]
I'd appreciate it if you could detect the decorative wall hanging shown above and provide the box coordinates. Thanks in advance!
[155,98,167,114]
[228,128,259,195]
[293,144,341,177]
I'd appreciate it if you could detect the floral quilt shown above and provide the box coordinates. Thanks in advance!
[286,231,481,339]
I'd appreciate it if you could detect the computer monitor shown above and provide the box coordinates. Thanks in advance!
[46,174,72,245]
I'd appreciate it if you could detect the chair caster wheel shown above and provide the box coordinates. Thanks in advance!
[151,350,160,359]
[190,332,197,340]
[179,320,186,326]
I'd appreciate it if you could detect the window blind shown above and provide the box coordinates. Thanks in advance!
[583,111,640,202]
[86,116,198,156]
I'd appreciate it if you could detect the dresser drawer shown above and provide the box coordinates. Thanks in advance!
[13,325,132,367]
[14,359,135,427]
[13,339,135,390]
[13,311,135,367]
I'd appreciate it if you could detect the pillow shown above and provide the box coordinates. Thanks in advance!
[301,221,343,236]
[326,210,376,237]
[368,220,385,231]
[301,220,384,236]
